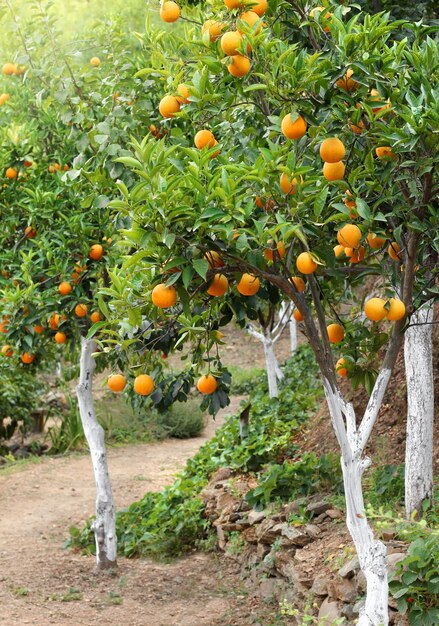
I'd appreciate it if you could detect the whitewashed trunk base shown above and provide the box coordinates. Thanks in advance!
[77,337,117,570]
[404,303,434,519]
[263,336,280,398]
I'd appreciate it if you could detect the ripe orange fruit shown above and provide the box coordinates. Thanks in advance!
[238,11,263,34]
[75,303,88,317]
[194,129,215,149]
[370,89,392,115]
[388,242,402,261]
[21,352,35,364]
[58,281,72,296]
[0,93,11,105]
[364,298,387,321]
[176,83,190,104]
[281,114,307,140]
[336,68,358,92]
[336,358,348,377]
[0,322,8,333]
[293,309,304,322]
[2,63,15,75]
[90,57,101,67]
[1,345,13,357]
[33,324,44,334]
[202,20,225,41]
[108,374,127,393]
[224,0,241,8]
[54,331,67,344]
[71,271,80,284]
[227,55,251,77]
[159,95,180,118]
[386,298,406,321]
[246,0,267,16]
[24,225,36,238]
[207,274,229,296]
[237,273,260,296]
[205,250,224,268]
[296,252,317,274]
[327,323,344,344]
[350,119,365,135]
[49,314,61,330]
[197,374,217,394]
[323,161,345,181]
[90,311,102,323]
[220,31,243,56]
[134,374,155,395]
[264,240,286,262]
[160,1,180,22]
[320,138,345,163]
[333,244,345,258]
[337,224,362,248]
[348,245,365,264]
[5,167,17,179]
[375,146,396,159]
[366,233,386,249]
[280,172,299,195]
[290,276,306,292]
[89,244,104,260]
[152,283,177,308]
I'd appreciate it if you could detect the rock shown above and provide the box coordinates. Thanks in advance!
[257,543,271,559]
[283,498,307,517]
[280,524,315,547]
[355,570,367,593]
[311,576,328,596]
[306,499,331,515]
[216,490,239,515]
[274,551,311,592]
[304,524,321,538]
[341,603,357,620]
[248,510,266,525]
[352,600,363,615]
[329,578,358,603]
[313,513,329,524]
[257,577,282,601]
[209,467,233,483]
[381,528,397,541]
[338,556,360,579]
[318,598,342,623]
[242,526,258,544]
[216,524,227,551]
[256,519,283,544]
[387,552,406,576]
[326,508,343,519]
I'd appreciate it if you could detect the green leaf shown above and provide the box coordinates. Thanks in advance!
[192,258,209,280]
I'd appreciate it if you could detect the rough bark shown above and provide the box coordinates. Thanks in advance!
[77,337,117,570]
[404,302,435,519]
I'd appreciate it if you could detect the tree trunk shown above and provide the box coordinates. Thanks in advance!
[404,303,435,519]
[262,333,280,398]
[324,382,389,626]
[289,314,297,354]
[77,337,117,570]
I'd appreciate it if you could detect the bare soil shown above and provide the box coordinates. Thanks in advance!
[0,396,267,626]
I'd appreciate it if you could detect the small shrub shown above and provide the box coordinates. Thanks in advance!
[149,402,205,439]
[365,464,405,507]
[389,535,439,626]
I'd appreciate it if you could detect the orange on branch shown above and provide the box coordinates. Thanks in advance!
[90,311,102,323]
[194,129,215,149]
[54,332,67,344]
[237,273,260,296]
[151,283,177,308]
[202,20,225,41]
[21,352,35,364]
[309,6,332,31]
[220,31,243,56]
[279,172,299,194]
[2,63,15,75]
[366,233,386,249]
[224,0,241,8]
[238,11,263,34]
[296,252,317,275]
[227,55,251,77]
[207,274,229,297]
[336,68,358,92]
[245,0,267,16]
[333,244,345,258]
[337,224,362,248]
[323,161,345,181]
[290,276,306,292]
[364,298,387,322]
[336,358,348,377]
[159,95,180,118]
[375,146,396,159]
[33,324,44,334]
[75,304,88,317]
[90,57,101,67]
[89,244,104,260]
[281,114,307,140]
[134,374,155,396]
[160,1,180,22]
[197,374,218,394]
[327,323,345,344]
[5,167,17,179]
[320,138,346,163]
[108,374,127,393]
[58,281,72,296]
[176,83,190,104]
[386,298,406,321]
[348,245,365,264]
[264,241,286,262]
[293,309,304,322]
[388,242,402,261]
[1,345,13,357]
[24,226,36,238]
[205,250,224,268]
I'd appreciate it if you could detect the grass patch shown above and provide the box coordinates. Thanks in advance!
[228,365,266,394]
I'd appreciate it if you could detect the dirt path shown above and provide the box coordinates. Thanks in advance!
[0,397,264,626]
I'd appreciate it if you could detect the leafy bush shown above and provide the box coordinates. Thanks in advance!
[70,345,328,558]
[366,464,405,507]
[228,365,266,394]
[389,535,439,626]
[245,454,343,511]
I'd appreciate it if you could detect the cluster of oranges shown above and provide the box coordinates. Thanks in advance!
[107,371,218,396]
[2,62,25,76]
[48,163,70,173]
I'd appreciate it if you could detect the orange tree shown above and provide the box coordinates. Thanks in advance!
[100,1,438,622]
[0,1,162,569]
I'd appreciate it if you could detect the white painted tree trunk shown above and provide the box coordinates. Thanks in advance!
[263,334,280,398]
[77,337,117,570]
[280,301,297,354]
[289,315,297,354]
[323,381,389,626]
[404,303,435,519]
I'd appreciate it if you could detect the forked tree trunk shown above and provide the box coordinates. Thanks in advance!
[324,380,390,626]
[404,303,435,519]
[77,337,117,570]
